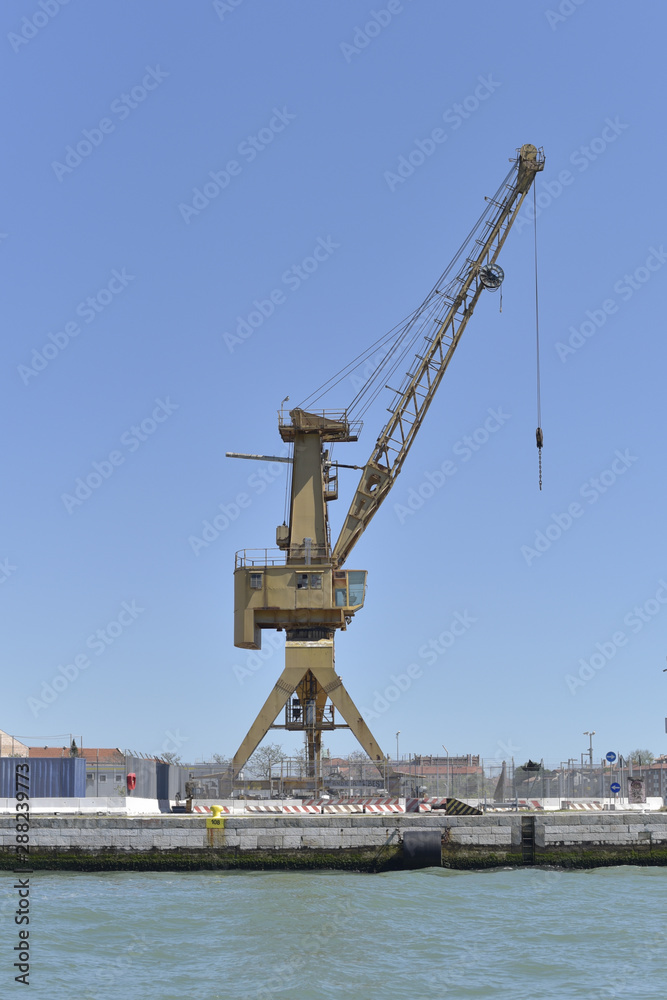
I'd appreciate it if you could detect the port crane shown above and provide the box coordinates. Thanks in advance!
[225,144,545,794]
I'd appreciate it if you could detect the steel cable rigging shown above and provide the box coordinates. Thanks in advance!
[533,184,544,490]
[299,163,517,422]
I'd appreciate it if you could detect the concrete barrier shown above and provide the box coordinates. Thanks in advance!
[0,797,166,815]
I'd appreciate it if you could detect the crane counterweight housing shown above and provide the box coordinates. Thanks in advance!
[225,144,545,794]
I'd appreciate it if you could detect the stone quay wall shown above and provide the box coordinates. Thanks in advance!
[1,812,666,871]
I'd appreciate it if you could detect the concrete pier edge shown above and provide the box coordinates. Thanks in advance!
[2,812,667,872]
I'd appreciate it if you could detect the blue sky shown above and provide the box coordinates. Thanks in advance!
[3,0,666,768]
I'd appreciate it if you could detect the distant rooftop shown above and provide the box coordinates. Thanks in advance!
[28,747,125,762]
[0,730,29,756]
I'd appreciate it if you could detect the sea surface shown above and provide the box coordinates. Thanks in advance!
[1,866,665,999]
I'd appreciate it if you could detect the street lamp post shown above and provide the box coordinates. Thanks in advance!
[395,732,401,797]
[583,731,596,767]
[583,731,596,796]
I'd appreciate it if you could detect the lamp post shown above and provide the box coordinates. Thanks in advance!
[394,732,401,798]
[442,745,449,798]
[583,731,596,767]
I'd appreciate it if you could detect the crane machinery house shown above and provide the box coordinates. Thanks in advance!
[235,409,367,650]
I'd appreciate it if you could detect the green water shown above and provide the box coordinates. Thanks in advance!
[1,867,665,998]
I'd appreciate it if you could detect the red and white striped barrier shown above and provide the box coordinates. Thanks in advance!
[562,800,604,811]
[193,797,411,815]
[299,798,365,813]
[361,798,405,814]
[287,797,406,814]
[323,803,365,814]
[407,799,432,812]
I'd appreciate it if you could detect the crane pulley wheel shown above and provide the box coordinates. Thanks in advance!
[479,263,504,290]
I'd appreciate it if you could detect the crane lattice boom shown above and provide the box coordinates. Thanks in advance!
[331,143,544,568]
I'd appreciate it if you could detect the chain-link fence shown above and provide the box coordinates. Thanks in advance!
[186,754,667,802]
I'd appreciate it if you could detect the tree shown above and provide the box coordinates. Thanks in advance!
[293,744,331,777]
[348,750,369,770]
[161,752,182,765]
[70,739,79,757]
[248,743,286,779]
[211,754,231,768]
[348,751,372,786]
[625,749,655,766]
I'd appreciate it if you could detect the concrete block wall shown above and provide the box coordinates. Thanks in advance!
[0,815,414,854]
[0,816,204,853]
[442,814,514,847]
[1,811,666,860]
[537,812,667,847]
[218,815,407,852]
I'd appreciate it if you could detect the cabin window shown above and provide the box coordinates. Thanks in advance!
[297,574,309,589]
[347,571,366,607]
[310,574,322,589]
[250,573,263,590]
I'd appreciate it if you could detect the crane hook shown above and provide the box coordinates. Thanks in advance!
[536,427,543,491]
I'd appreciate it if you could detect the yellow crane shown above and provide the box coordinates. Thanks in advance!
[226,144,545,795]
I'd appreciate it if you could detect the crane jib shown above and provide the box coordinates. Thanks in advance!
[331,144,545,568]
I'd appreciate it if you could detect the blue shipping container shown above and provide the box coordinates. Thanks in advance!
[0,757,87,797]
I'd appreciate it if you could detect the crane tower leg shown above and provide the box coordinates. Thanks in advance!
[303,641,385,764]
[224,638,397,796]
[224,662,305,794]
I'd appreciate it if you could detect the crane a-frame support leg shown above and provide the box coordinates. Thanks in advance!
[226,639,394,793]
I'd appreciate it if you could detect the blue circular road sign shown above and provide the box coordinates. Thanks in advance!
[606,751,617,762]
[610,782,621,793]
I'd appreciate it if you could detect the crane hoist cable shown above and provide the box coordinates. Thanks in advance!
[282,440,293,525]
[533,184,543,491]
[299,315,411,410]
